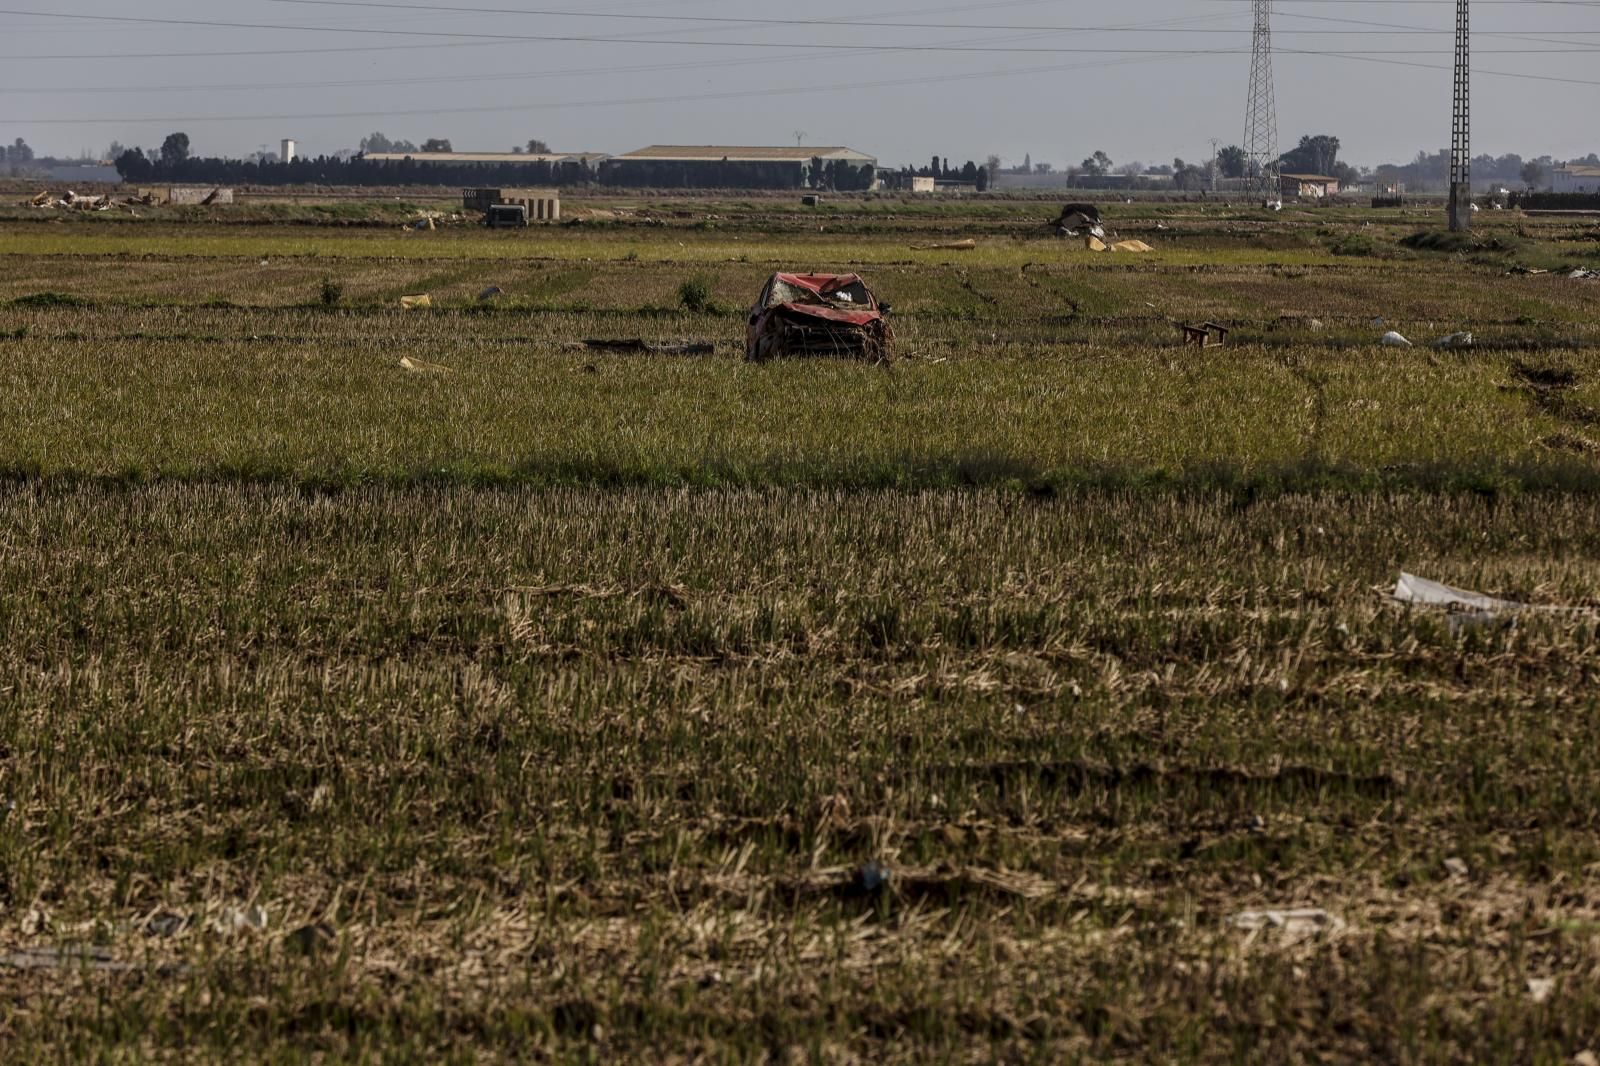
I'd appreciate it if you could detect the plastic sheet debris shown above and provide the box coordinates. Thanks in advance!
[1231,908,1344,934]
[1380,331,1413,348]
[398,294,432,310]
[1084,236,1108,252]
[1391,572,1597,627]
[1392,572,1523,634]
[1111,239,1153,253]
[1393,572,1518,613]
[1433,331,1474,349]
[1571,269,1599,280]
[400,356,452,373]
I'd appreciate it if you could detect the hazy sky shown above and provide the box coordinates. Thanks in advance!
[3,0,1597,167]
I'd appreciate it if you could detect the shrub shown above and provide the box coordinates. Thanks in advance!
[319,278,344,307]
[677,277,714,314]
[11,292,87,308]
[1329,233,1379,257]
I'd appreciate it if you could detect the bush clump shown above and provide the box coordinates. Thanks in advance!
[677,277,715,314]
[11,292,88,308]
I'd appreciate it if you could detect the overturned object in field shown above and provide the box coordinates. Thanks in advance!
[744,273,894,363]
[1048,202,1105,239]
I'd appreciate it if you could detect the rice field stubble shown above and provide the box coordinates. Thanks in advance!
[2,209,1600,1060]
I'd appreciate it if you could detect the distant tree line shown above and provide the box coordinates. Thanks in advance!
[883,157,996,190]
[1373,150,1598,191]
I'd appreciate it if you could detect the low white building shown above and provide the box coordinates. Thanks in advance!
[1552,164,1600,193]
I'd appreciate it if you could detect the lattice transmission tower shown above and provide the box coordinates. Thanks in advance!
[1448,0,1471,231]
[1242,0,1279,203]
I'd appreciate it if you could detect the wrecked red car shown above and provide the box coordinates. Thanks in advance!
[744,273,894,363]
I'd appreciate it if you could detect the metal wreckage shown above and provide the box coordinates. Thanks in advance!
[744,273,894,363]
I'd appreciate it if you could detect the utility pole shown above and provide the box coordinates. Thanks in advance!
[1243,0,1280,204]
[1209,137,1221,194]
[1448,0,1471,231]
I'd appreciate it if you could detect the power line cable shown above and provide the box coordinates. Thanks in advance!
[253,0,1600,33]
[7,41,1598,128]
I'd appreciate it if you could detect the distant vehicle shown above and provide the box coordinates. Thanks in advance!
[744,273,893,363]
[483,203,529,228]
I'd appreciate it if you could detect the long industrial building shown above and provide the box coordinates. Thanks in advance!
[600,146,877,190]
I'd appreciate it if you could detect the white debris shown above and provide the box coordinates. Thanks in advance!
[1380,331,1413,348]
[1232,908,1345,934]
[1393,573,1517,613]
[211,904,269,934]
[1433,331,1473,350]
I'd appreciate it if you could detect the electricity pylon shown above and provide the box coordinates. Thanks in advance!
[1448,0,1472,231]
[1243,0,1280,203]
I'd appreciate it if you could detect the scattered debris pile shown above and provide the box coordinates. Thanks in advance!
[26,190,113,212]
[404,211,466,231]
[1046,202,1104,239]
[744,273,894,363]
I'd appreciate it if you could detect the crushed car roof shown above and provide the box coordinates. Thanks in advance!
[762,273,881,327]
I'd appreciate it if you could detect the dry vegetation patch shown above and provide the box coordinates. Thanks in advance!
[4,207,1600,1059]
[2,487,1600,1058]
